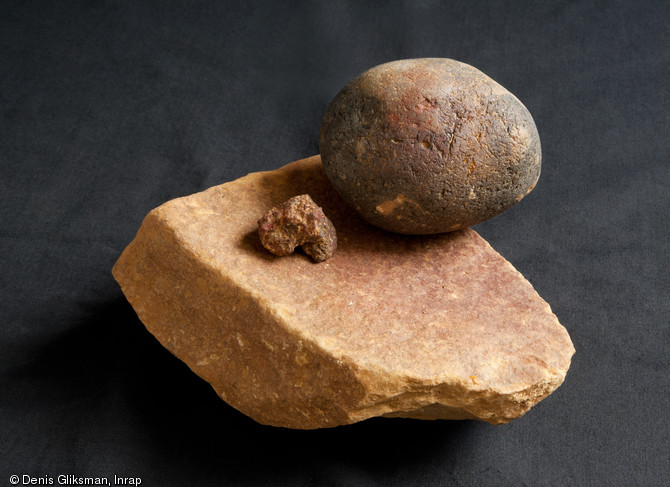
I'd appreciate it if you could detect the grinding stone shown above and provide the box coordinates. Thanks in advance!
[112,155,574,429]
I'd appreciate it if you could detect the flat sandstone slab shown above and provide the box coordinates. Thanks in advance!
[113,155,574,429]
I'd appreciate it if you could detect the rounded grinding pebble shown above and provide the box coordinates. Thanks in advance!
[319,58,542,234]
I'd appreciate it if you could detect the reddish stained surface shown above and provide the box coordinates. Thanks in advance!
[160,156,573,390]
[319,58,542,235]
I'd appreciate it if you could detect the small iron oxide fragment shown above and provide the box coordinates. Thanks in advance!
[258,194,337,262]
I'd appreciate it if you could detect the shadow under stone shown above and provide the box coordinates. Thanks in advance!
[6,293,485,484]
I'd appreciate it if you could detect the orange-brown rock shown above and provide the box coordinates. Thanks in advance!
[112,155,574,429]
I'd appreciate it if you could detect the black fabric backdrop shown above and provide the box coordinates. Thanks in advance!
[2,1,668,485]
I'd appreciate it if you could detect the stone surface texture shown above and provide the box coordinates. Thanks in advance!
[113,155,574,429]
[320,58,542,234]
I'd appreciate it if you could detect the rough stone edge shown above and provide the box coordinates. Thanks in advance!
[113,205,372,429]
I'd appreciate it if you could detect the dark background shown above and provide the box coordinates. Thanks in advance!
[2,0,668,485]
